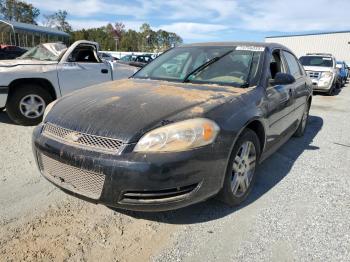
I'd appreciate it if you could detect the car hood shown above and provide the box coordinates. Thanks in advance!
[303,66,334,72]
[46,79,251,143]
[0,59,57,67]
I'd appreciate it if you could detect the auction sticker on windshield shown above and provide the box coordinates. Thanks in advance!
[236,46,265,52]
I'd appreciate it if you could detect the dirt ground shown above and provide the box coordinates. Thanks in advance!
[0,197,177,261]
[1,84,350,261]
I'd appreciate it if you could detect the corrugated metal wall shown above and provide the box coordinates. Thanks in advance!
[265,32,350,62]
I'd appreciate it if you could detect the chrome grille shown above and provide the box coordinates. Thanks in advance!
[42,123,123,153]
[38,154,105,199]
[307,71,321,79]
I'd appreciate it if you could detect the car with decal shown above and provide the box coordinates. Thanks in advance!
[33,42,312,211]
[0,41,135,125]
[299,53,341,95]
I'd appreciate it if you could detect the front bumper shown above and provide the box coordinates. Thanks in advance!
[310,79,333,92]
[32,124,229,211]
[0,86,8,108]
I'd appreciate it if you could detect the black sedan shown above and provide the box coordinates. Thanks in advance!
[32,42,312,211]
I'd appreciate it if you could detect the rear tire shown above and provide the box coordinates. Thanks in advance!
[6,84,53,126]
[294,101,310,137]
[217,129,261,207]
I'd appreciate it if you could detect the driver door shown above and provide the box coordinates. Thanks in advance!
[264,49,296,147]
[57,43,111,95]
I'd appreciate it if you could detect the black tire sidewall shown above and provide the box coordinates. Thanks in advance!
[294,102,310,137]
[6,84,52,126]
[218,129,261,206]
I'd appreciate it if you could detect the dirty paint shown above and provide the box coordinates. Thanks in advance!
[32,42,314,212]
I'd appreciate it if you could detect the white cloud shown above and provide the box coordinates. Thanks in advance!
[143,0,239,21]
[155,22,230,40]
[27,0,239,20]
[27,0,144,17]
[237,0,350,32]
[27,0,350,41]
[68,19,144,31]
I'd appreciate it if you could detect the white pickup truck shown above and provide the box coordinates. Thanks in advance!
[0,40,136,125]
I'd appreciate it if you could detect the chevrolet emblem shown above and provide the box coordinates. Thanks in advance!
[66,132,82,143]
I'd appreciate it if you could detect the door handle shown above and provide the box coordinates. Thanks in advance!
[101,69,108,74]
[288,88,294,101]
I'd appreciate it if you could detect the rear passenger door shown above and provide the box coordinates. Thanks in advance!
[282,50,308,123]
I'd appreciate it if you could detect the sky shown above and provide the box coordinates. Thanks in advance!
[26,0,350,43]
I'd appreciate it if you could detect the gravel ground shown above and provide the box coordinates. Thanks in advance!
[153,86,350,261]
[0,84,349,261]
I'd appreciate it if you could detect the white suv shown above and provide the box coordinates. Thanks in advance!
[299,53,340,95]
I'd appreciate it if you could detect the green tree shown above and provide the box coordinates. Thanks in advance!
[71,26,116,51]
[0,0,40,24]
[43,10,72,33]
[118,29,140,51]
[70,22,183,52]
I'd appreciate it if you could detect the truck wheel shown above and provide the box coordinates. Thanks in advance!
[217,129,261,207]
[6,84,53,126]
[0,107,4,112]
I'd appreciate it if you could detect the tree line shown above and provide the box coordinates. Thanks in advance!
[0,0,183,51]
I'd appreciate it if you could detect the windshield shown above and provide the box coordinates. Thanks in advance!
[133,46,264,87]
[299,56,333,67]
[19,43,67,61]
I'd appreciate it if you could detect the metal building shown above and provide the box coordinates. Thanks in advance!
[0,19,70,48]
[265,31,350,62]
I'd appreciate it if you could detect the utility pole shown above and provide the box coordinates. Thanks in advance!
[114,36,119,51]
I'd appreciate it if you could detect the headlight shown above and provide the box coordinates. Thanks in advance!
[134,118,220,152]
[320,72,333,80]
[43,100,57,121]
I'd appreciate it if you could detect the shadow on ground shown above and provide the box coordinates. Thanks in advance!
[116,115,323,224]
[0,110,16,125]
[313,85,343,96]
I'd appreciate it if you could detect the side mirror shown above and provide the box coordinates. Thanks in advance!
[269,72,296,86]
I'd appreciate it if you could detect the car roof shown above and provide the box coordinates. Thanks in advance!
[180,41,288,50]
[302,53,335,58]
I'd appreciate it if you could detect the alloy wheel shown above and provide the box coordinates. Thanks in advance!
[19,94,46,119]
[231,141,257,197]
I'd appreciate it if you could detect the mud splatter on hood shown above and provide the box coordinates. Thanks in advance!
[46,78,251,143]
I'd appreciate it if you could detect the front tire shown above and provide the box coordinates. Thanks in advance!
[6,84,53,126]
[327,83,335,96]
[218,129,261,207]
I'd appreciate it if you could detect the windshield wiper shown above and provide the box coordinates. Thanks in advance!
[183,49,234,83]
